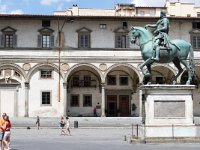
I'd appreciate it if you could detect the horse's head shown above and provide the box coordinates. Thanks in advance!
[129,27,140,44]
[129,26,153,45]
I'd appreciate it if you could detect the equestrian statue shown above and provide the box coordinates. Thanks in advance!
[129,10,195,85]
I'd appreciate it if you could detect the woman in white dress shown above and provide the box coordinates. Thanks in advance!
[65,117,71,136]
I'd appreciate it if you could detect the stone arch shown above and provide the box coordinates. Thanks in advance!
[27,63,64,82]
[65,63,103,83]
[152,64,176,75]
[104,63,141,83]
[151,64,176,84]
[0,63,26,81]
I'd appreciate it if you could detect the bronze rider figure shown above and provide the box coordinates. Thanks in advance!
[145,10,169,61]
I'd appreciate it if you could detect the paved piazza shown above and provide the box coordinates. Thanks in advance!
[9,127,200,150]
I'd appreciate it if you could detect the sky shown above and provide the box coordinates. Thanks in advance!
[0,0,199,15]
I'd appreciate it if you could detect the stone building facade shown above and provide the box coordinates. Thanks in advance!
[1,1,200,117]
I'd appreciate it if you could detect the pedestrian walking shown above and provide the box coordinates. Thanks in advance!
[3,115,11,150]
[0,113,6,150]
[65,117,71,136]
[59,116,66,135]
[93,106,97,117]
[36,116,40,130]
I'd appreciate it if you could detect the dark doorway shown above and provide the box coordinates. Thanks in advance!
[107,95,117,117]
[119,95,129,117]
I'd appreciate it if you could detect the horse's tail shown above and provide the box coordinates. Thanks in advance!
[189,45,195,77]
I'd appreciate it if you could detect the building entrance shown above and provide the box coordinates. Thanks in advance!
[107,95,117,117]
[119,95,129,116]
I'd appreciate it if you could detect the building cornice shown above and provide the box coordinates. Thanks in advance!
[0,14,199,21]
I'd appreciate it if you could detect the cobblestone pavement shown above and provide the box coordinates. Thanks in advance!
[9,127,200,150]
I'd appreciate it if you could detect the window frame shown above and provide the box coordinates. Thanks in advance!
[41,91,52,106]
[192,22,200,29]
[191,34,200,50]
[83,94,92,107]
[114,27,130,49]
[40,70,53,79]
[1,26,17,48]
[38,27,54,49]
[5,34,14,48]
[70,94,79,107]
[119,76,129,86]
[42,20,51,27]
[99,24,107,29]
[72,75,79,87]
[78,33,90,48]
[76,27,92,49]
[107,75,117,85]
[42,34,51,48]
[84,75,91,87]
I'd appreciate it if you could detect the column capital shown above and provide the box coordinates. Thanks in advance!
[63,82,68,89]
[25,82,29,88]
[101,83,105,87]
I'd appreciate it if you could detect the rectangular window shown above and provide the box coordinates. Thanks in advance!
[5,34,13,48]
[83,95,92,107]
[84,75,91,87]
[70,95,79,107]
[42,20,51,27]
[191,35,200,49]
[79,34,90,48]
[115,35,129,48]
[99,24,107,29]
[107,75,116,85]
[42,92,51,105]
[197,12,200,17]
[170,3,175,6]
[42,35,50,48]
[72,76,79,87]
[120,76,128,85]
[192,22,200,29]
[40,70,52,79]
[122,22,128,29]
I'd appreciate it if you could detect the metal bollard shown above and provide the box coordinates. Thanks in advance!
[124,135,127,141]
[74,121,78,128]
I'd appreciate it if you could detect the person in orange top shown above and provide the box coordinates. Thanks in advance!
[0,113,6,150]
[3,115,11,150]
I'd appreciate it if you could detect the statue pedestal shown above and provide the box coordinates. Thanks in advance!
[140,85,196,138]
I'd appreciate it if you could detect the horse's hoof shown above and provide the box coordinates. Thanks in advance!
[186,81,191,85]
[147,82,151,85]
[172,81,176,85]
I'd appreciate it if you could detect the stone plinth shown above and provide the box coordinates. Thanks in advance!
[139,85,196,138]
[140,85,195,126]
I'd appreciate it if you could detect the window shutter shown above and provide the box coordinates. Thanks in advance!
[126,35,130,48]
[50,35,54,48]
[37,35,42,48]
[115,35,121,48]
[88,34,91,48]
[0,35,5,47]
[78,34,80,48]
[13,34,17,48]
[115,35,118,48]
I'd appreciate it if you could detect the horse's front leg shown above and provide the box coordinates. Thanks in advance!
[139,58,154,77]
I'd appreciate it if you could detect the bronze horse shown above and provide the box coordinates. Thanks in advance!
[130,26,195,84]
